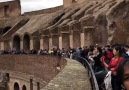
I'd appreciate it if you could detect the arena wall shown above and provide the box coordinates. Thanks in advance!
[63,0,105,7]
[0,55,66,90]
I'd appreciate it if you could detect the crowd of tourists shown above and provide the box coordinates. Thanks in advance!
[68,44,129,90]
[0,44,129,90]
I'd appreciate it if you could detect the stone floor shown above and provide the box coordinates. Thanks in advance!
[41,58,92,90]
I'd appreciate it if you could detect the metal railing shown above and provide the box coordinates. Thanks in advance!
[73,55,99,90]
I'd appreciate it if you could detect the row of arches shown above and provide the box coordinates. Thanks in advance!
[13,34,30,50]
[12,31,94,51]
[14,82,26,90]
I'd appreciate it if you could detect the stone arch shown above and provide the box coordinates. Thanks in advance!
[14,82,19,90]
[13,35,20,50]
[23,34,30,50]
[72,0,77,3]
[22,85,27,90]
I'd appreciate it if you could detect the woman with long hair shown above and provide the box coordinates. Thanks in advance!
[101,45,123,90]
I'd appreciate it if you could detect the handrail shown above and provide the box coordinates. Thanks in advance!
[72,55,99,90]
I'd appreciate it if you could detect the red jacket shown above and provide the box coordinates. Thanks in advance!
[108,57,123,74]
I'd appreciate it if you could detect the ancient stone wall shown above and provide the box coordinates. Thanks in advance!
[24,6,63,16]
[0,55,66,84]
[0,0,21,18]
[63,0,105,8]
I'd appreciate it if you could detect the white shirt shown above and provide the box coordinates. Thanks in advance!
[126,50,129,56]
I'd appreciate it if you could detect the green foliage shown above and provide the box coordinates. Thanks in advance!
[0,83,6,89]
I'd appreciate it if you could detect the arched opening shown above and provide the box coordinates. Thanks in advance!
[4,5,9,17]
[14,82,19,90]
[62,34,69,49]
[23,34,30,50]
[72,0,77,2]
[73,31,80,48]
[22,85,27,90]
[13,35,20,50]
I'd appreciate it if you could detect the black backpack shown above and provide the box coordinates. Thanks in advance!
[122,52,129,59]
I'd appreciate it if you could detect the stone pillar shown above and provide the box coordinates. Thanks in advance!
[40,38,44,49]
[10,41,13,50]
[59,36,62,49]
[81,33,85,47]
[69,34,73,48]
[49,37,52,50]
[1,42,4,50]
[20,40,23,50]
[30,39,33,50]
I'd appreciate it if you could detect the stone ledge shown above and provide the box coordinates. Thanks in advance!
[41,58,91,90]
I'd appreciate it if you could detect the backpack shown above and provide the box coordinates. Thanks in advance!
[122,52,129,59]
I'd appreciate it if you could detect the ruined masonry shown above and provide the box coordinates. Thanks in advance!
[0,0,129,50]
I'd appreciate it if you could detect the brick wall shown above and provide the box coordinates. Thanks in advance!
[0,1,21,18]
[0,55,66,83]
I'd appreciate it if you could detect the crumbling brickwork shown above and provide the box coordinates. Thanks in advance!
[0,0,21,18]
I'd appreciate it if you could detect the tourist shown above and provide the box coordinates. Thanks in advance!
[117,59,129,90]
[81,46,88,59]
[101,45,123,90]
[93,47,103,72]
[124,45,129,56]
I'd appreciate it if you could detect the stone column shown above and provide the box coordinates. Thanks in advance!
[20,40,23,50]
[80,33,85,47]
[49,37,52,50]
[10,41,13,50]
[69,34,73,48]
[1,42,4,50]
[59,36,62,49]
[40,38,44,49]
[30,39,33,50]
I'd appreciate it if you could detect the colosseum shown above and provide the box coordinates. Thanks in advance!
[0,0,129,90]
[0,0,129,50]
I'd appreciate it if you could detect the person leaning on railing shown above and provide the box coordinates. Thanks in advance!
[101,45,123,90]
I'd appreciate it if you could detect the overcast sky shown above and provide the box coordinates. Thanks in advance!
[0,0,63,13]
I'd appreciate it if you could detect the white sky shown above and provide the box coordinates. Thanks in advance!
[0,0,63,13]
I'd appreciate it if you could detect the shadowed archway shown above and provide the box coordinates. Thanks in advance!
[23,34,30,50]
[22,85,27,90]
[14,82,19,90]
[13,35,20,50]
